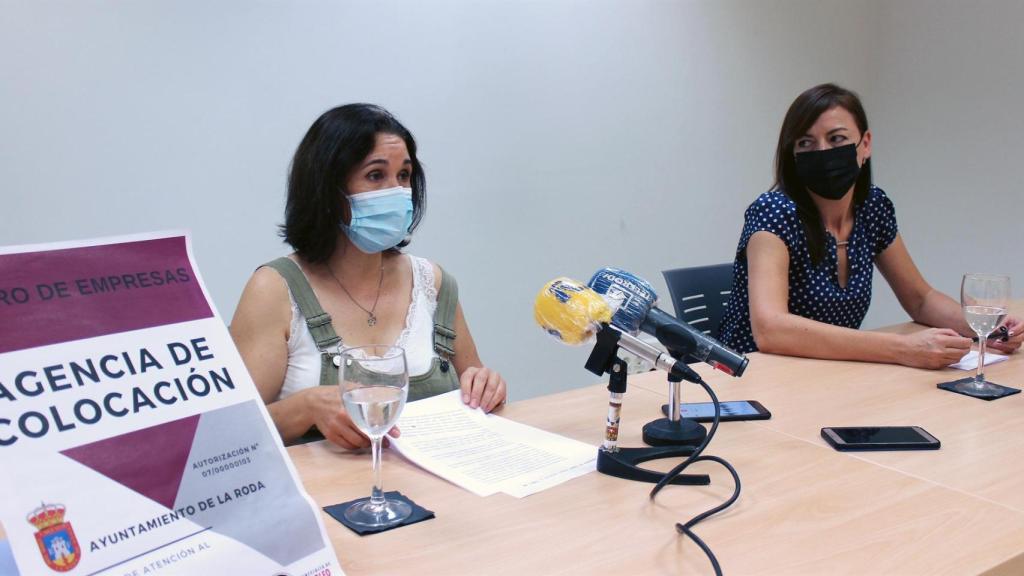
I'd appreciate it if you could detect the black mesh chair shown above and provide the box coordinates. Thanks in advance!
[661,263,733,339]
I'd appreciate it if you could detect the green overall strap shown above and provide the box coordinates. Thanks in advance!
[433,266,458,365]
[262,257,341,387]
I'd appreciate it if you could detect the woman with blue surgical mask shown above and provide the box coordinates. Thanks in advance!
[231,104,507,448]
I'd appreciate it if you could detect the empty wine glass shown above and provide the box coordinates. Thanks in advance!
[954,273,1011,397]
[340,345,411,528]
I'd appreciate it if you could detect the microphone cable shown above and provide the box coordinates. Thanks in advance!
[649,374,741,576]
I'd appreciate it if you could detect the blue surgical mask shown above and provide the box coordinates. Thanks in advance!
[341,186,414,253]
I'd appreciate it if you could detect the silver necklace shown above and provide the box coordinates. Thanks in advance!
[328,261,384,327]
[827,228,850,249]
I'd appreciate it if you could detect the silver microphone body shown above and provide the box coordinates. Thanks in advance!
[610,326,686,376]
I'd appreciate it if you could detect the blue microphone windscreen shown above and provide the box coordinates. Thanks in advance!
[586,267,657,334]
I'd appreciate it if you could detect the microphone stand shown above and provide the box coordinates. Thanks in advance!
[642,345,708,447]
[585,325,710,486]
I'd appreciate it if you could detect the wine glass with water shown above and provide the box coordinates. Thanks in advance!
[956,273,1011,396]
[340,345,412,528]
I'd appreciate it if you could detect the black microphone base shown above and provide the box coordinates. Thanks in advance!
[597,447,710,485]
[642,417,707,447]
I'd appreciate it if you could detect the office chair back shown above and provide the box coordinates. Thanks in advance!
[661,263,733,339]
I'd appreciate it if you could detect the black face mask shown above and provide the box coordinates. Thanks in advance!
[794,142,862,200]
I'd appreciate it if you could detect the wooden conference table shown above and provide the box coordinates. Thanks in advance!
[4,315,1019,574]
[293,306,1024,575]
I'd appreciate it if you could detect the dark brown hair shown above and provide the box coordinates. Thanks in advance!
[774,83,872,265]
[280,104,426,263]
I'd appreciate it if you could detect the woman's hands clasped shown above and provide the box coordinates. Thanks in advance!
[902,316,1023,370]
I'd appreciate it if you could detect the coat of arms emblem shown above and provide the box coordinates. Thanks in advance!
[28,502,81,572]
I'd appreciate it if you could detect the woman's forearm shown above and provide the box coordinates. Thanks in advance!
[266,391,317,443]
[753,312,905,364]
[913,289,972,336]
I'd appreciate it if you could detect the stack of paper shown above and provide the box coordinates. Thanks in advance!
[949,350,1008,371]
[389,391,596,497]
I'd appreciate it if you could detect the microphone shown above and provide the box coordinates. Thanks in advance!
[533,277,612,345]
[536,277,717,458]
[587,267,748,376]
[608,326,700,382]
[534,277,697,381]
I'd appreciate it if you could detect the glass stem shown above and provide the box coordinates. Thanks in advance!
[369,436,384,507]
[975,336,987,385]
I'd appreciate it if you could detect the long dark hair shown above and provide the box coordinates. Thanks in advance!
[280,103,426,263]
[774,83,871,265]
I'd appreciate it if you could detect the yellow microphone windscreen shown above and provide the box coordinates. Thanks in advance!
[534,277,612,345]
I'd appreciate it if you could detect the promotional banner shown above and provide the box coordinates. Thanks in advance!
[0,232,341,576]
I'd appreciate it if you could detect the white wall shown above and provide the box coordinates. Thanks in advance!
[860,0,1024,328]
[2,0,1015,401]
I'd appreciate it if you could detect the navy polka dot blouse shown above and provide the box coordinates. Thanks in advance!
[719,186,899,354]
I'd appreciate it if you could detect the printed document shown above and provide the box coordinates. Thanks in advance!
[389,391,596,497]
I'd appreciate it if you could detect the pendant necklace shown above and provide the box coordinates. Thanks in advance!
[328,261,384,327]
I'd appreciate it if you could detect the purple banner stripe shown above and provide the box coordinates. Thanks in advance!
[0,236,212,354]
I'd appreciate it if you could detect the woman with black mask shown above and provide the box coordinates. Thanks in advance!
[718,83,1022,367]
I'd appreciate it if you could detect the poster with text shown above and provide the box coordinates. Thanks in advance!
[0,232,342,576]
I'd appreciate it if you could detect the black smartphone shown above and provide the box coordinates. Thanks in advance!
[820,426,940,451]
[660,400,771,423]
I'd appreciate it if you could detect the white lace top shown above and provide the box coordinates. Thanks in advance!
[277,255,439,401]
